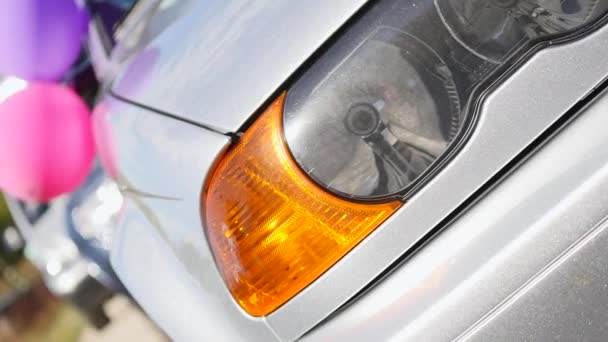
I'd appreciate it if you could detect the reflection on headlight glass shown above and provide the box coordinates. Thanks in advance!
[284,0,607,200]
[436,0,608,62]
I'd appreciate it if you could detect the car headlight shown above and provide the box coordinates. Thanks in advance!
[204,0,607,316]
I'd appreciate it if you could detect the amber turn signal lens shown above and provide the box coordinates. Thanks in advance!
[203,94,400,316]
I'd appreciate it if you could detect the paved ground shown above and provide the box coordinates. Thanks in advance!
[79,296,168,342]
[0,261,167,341]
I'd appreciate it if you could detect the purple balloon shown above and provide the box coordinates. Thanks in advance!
[0,0,88,81]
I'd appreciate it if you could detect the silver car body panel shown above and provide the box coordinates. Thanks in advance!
[304,83,608,342]
[468,220,608,342]
[109,0,368,133]
[95,3,608,341]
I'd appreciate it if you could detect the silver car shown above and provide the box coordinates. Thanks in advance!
[88,0,608,340]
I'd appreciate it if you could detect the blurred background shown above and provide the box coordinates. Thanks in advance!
[0,194,166,342]
[0,0,170,340]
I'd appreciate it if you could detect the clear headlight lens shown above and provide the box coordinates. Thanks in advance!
[204,0,608,316]
[284,29,461,198]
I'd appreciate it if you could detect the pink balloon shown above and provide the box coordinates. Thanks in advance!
[0,83,94,201]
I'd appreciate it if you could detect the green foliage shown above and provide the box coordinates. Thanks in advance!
[0,195,22,263]
[0,194,13,229]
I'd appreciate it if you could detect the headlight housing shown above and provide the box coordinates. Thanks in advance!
[204,0,608,316]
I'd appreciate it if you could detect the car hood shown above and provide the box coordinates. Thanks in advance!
[110,0,368,133]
